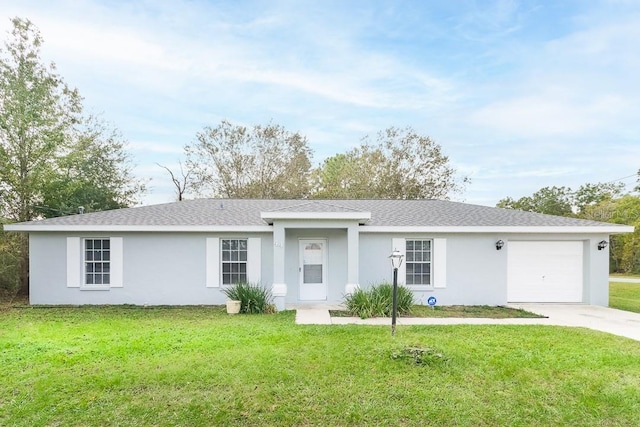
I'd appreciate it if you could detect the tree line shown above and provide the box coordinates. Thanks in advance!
[172,120,467,201]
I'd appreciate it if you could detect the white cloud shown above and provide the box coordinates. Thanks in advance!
[129,140,184,154]
[470,91,631,137]
[2,0,639,208]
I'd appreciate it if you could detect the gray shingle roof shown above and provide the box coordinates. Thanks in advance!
[4,198,631,229]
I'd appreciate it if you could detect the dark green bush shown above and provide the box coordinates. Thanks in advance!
[0,228,21,295]
[345,282,414,318]
[222,282,275,314]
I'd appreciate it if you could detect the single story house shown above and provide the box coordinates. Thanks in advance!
[4,199,633,309]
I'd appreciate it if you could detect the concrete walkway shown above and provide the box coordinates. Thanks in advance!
[609,277,640,283]
[295,304,640,342]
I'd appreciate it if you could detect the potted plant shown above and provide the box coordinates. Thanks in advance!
[226,299,241,315]
[222,282,274,314]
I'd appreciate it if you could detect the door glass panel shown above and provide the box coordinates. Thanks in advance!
[304,265,322,283]
[303,242,324,284]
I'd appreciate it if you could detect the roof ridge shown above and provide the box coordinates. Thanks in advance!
[307,200,363,212]
[267,201,315,212]
[267,200,364,213]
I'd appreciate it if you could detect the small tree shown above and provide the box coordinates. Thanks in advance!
[39,116,145,216]
[157,161,192,201]
[0,17,82,223]
[185,120,312,199]
[0,18,145,295]
[312,127,466,199]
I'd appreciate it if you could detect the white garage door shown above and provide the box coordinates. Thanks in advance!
[507,241,584,303]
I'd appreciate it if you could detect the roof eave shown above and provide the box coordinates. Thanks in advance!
[4,224,633,234]
[360,225,635,234]
[2,225,274,233]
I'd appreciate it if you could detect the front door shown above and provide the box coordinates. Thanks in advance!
[299,239,327,300]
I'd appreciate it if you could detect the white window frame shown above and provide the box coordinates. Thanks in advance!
[67,236,123,290]
[392,237,446,290]
[405,238,432,287]
[221,238,248,285]
[206,237,261,288]
[84,238,112,287]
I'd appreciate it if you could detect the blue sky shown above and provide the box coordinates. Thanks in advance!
[1,0,638,206]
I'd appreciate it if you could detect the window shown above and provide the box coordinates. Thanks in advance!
[84,238,110,285]
[221,239,247,285]
[406,239,431,286]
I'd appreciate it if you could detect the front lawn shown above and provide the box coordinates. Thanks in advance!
[331,305,545,318]
[1,306,640,426]
[610,281,640,313]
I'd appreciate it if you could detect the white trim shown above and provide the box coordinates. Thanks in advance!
[205,237,219,288]
[4,225,274,232]
[361,225,634,234]
[80,286,111,291]
[110,237,123,288]
[433,238,446,289]
[261,211,371,222]
[6,224,632,234]
[247,237,261,283]
[272,283,287,297]
[345,283,360,295]
[66,237,80,288]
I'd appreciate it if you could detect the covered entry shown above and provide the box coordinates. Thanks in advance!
[507,241,584,303]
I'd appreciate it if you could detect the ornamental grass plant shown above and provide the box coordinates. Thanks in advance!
[222,282,275,314]
[345,282,414,318]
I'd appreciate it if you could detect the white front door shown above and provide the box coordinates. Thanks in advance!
[299,239,327,301]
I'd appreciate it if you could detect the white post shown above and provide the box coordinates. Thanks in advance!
[345,223,360,295]
[271,222,287,310]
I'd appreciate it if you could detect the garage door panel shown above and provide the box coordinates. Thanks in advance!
[507,241,583,303]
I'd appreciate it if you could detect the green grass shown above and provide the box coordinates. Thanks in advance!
[408,305,545,318]
[332,304,544,318]
[2,306,640,426]
[610,281,640,313]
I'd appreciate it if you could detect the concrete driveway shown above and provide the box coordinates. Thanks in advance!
[508,304,640,341]
[297,304,640,342]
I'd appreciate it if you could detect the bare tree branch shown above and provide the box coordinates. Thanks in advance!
[157,161,192,201]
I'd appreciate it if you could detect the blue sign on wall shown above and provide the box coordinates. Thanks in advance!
[427,296,437,306]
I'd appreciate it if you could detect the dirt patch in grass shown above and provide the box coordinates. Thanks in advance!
[331,305,545,318]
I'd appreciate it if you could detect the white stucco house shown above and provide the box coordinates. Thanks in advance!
[4,199,633,309]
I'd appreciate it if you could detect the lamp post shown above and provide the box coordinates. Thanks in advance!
[389,249,404,336]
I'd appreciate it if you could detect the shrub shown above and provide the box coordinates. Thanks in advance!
[222,282,275,314]
[0,229,21,295]
[345,282,414,318]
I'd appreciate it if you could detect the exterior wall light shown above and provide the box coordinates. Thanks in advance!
[389,249,404,336]
[496,240,505,250]
[598,240,608,250]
